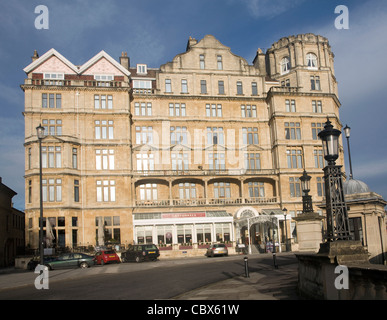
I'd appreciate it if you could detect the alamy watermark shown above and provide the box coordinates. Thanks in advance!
[334,265,349,290]
[34,264,49,290]
[34,5,49,30]
[335,5,349,29]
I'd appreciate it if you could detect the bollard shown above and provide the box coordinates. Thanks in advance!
[272,251,278,269]
[244,256,249,277]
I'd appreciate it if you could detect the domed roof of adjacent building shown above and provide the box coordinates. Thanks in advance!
[343,179,371,195]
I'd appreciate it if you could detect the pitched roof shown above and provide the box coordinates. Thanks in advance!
[23,48,79,74]
[78,50,130,76]
[23,49,130,77]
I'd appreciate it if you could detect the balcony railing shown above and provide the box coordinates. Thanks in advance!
[23,78,127,88]
[133,169,276,177]
[132,88,155,94]
[135,197,277,207]
[268,86,301,94]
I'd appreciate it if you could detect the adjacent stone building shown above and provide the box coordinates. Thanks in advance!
[0,178,25,267]
[22,34,350,256]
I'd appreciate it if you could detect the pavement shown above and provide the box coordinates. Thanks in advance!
[172,255,301,300]
[0,253,301,300]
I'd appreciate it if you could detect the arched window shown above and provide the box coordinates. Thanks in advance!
[281,56,290,74]
[306,53,318,70]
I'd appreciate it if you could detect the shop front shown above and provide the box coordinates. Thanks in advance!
[133,211,235,257]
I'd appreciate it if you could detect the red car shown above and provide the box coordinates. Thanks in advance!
[94,250,120,265]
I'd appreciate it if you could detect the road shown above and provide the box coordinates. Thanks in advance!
[0,253,297,300]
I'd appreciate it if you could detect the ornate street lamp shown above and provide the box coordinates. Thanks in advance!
[318,118,351,241]
[300,170,313,213]
[318,118,341,165]
[343,125,353,179]
[36,124,45,265]
[282,208,289,252]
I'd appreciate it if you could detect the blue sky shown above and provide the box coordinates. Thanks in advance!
[1,0,387,210]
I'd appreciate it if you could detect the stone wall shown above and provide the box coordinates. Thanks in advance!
[296,242,387,300]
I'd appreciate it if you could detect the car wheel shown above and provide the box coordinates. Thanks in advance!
[80,262,88,269]
[135,256,141,263]
[121,257,126,263]
[101,260,104,266]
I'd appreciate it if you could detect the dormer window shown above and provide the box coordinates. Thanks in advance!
[44,73,64,80]
[280,57,290,74]
[137,64,147,74]
[199,54,205,69]
[94,74,114,81]
[217,55,223,70]
[43,73,64,85]
[94,74,114,87]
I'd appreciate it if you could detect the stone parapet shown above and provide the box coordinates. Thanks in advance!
[296,240,387,299]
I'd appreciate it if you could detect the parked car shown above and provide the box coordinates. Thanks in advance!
[206,243,228,257]
[27,255,57,270]
[45,253,95,270]
[121,244,160,263]
[94,250,120,265]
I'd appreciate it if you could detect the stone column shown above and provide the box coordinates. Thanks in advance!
[293,212,324,252]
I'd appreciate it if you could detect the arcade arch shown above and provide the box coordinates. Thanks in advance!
[234,207,282,253]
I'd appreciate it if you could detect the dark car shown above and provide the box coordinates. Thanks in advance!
[121,244,160,263]
[27,256,57,270]
[45,253,95,270]
[94,250,120,265]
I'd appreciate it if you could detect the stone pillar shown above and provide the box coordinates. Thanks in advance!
[293,212,324,252]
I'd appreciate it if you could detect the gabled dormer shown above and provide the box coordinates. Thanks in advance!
[23,49,130,88]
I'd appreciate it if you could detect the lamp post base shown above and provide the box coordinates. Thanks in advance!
[318,240,369,265]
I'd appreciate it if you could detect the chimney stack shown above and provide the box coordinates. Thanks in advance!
[31,50,39,62]
[186,36,198,51]
[119,52,129,70]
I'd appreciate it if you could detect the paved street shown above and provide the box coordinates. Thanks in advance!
[0,254,296,300]
[0,253,299,300]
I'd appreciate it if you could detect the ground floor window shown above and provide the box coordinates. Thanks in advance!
[177,224,193,244]
[349,217,363,244]
[134,220,233,246]
[136,226,153,244]
[44,217,65,248]
[196,224,212,243]
[95,216,121,244]
[157,225,173,245]
[216,223,231,242]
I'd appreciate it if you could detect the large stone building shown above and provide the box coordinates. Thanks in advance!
[22,33,345,255]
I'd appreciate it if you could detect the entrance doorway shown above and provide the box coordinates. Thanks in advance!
[240,221,278,253]
[235,207,280,253]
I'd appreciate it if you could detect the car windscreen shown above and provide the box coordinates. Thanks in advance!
[144,245,157,250]
[104,250,115,254]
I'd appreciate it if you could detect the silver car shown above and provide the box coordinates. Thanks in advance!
[206,243,228,257]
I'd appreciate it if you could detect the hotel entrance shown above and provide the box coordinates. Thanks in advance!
[235,207,284,253]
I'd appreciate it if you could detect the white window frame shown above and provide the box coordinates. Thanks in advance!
[137,64,147,74]
[96,180,116,202]
[281,57,291,74]
[306,53,318,70]
[94,74,114,81]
